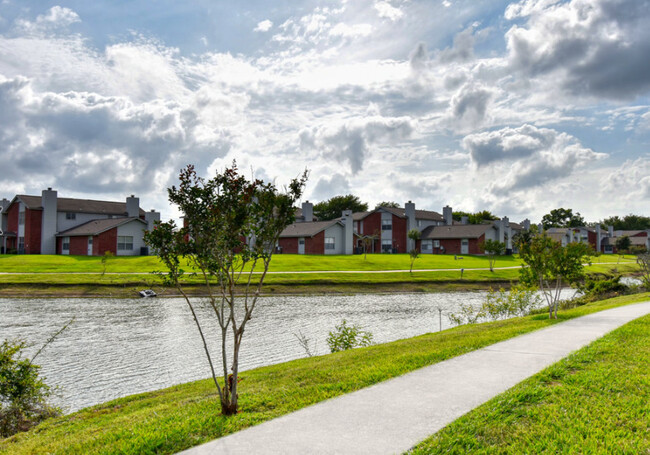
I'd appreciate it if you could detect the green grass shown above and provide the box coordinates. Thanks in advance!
[2,293,648,454]
[0,254,638,291]
[409,313,650,454]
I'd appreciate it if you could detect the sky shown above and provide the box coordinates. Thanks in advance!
[1,0,649,223]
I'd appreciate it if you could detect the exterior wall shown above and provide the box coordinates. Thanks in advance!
[116,222,147,256]
[24,208,42,254]
[469,235,485,255]
[56,212,110,233]
[278,237,299,254]
[416,219,438,231]
[361,212,382,252]
[437,238,461,254]
[392,215,407,253]
[96,229,118,255]
[324,225,345,255]
[305,231,325,255]
[6,203,18,236]
[69,236,88,256]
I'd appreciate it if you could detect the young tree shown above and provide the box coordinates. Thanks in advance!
[637,253,650,290]
[517,233,592,319]
[615,235,631,254]
[541,207,585,229]
[145,163,307,415]
[313,195,368,221]
[407,228,421,273]
[480,239,506,272]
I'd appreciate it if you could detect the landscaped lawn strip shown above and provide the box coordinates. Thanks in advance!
[408,313,650,454]
[2,293,648,454]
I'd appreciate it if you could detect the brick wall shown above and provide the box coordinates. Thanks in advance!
[278,237,299,254]
[69,236,88,255]
[97,229,118,255]
[392,215,407,253]
[306,231,325,254]
[24,208,42,254]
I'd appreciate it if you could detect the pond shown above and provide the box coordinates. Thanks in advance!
[0,290,576,412]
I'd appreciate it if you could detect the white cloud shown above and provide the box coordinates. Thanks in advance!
[254,19,273,32]
[374,1,404,21]
[15,6,80,35]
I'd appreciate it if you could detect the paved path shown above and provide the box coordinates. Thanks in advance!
[179,301,650,455]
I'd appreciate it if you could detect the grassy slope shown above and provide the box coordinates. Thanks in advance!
[0,254,638,289]
[2,293,648,454]
[409,314,650,454]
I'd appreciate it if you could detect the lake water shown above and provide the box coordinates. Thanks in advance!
[0,290,576,413]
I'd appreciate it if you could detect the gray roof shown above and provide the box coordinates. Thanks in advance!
[421,224,495,240]
[57,217,146,237]
[280,220,342,238]
[14,195,146,216]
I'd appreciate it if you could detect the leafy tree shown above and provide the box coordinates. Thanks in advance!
[407,228,421,273]
[453,210,499,224]
[145,163,307,415]
[313,195,368,221]
[326,320,373,353]
[600,214,650,230]
[517,233,592,319]
[0,340,60,437]
[375,201,400,209]
[615,235,631,253]
[541,207,585,229]
[480,239,506,272]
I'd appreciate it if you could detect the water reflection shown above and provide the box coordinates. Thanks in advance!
[0,291,572,412]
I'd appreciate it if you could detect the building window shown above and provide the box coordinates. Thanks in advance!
[66,212,76,220]
[325,237,335,250]
[381,219,392,231]
[18,236,25,253]
[422,240,433,252]
[433,240,440,248]
[62,237,70,251]
[117,236,134,251]
[382,239,392,253]
[18,212,25,225]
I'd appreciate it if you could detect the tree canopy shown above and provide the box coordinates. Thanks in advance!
[375,201,400,209]
[314,194,368,220]
[541,208,585,229]
[600,214,650,230]
[453,210,499,224]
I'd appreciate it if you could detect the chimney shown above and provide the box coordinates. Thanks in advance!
[145,209,161,232]
[538,223,543,232]
[608,225,614,238]
[342,210,353,255]
[40,188,58,255]
[596,224,602,253]
[443,205,453,226]
[461,216,468,225]
[502,217,512,251]
[302,201,313,223]
[498,219,505,244]
[522,219,531,230]
[405,201,416,249]
[126,195,140,218]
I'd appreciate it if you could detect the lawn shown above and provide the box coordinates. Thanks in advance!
[409,312,650,453]
[2,292,648,454]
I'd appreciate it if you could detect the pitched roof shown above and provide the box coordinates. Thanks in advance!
[13,195,146,216]
[353,206,444,222]
[57,217,146,237]
[421,224,495,240]
[280,220,342,238]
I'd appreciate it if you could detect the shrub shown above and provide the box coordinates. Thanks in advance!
[0,340,60,438]
[326,320,373,353]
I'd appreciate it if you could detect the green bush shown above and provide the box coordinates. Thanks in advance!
[0,340,60,438]
[326,320,373,353]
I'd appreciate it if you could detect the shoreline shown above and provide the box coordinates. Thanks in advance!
[0,280,515,299]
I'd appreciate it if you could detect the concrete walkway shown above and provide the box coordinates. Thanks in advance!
[179,302,650,455]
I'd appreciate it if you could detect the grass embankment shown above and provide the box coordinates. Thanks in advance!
[0,254,639,297]
[2,293,648,454]
[410,313,650,454]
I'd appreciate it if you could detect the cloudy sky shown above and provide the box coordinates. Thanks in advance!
[1,0,649,223]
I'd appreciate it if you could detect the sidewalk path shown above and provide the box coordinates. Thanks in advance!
[179,301,650,455]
